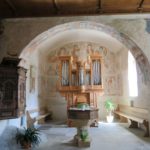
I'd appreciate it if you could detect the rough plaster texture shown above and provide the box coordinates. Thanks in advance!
[0,16,150,62]
[0,15,150,134]
[118,48,150,108]
[37,42,122,121]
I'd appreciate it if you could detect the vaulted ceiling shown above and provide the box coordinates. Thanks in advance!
[0,0,150,18]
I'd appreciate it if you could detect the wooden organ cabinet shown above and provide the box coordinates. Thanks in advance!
[0,57,26,120]
[58,54,104,126]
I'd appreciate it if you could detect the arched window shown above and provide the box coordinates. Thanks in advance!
[128,51,138,97]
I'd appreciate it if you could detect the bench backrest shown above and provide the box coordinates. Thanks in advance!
[117,104,149,120]
[26,107,49,128]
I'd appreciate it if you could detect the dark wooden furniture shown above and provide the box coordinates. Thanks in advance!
[68,108,99,120]
[0,57,26,119]
[115,104,149,137]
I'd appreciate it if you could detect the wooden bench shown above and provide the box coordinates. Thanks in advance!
[26,108,52,128]
[115,104,149,137]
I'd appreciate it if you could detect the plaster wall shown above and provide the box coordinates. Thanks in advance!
[37,42,123,121]
[118,48,150,108]
[0,15,150,133]
[25,50,39,110]
[0,16,150,61]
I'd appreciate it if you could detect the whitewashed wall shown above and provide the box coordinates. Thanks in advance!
[0,15,150,134]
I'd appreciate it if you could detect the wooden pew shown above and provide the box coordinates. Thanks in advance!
[115,104,149,137]
[26,108,52,128]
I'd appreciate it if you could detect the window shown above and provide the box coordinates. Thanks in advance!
[128,51,138,97]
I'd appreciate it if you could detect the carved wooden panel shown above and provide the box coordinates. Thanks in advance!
[0,57,26,120]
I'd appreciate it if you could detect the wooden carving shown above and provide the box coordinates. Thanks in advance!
[0,57,26,119]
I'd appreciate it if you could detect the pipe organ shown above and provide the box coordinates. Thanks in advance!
[59,54,103,126]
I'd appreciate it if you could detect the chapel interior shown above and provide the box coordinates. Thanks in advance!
[1,0,150,150]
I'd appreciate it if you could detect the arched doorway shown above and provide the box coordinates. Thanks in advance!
[20,21,150,84]
[19,21,150,125]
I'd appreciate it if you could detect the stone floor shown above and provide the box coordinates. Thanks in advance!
[34,122,150,150]
[1,122,150,150]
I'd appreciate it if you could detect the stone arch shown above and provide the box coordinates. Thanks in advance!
[20,21,150,85]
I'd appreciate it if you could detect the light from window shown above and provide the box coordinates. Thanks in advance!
[128,51,138,97]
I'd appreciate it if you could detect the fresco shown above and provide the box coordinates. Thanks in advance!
[104,73,122,95]
[44,42,122,96]
[20,21,150,89]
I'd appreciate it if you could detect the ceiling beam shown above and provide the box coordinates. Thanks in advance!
[4,0,17,16]
[53,0,59,15]
[97,0,103,13]
[138,0,145,12]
